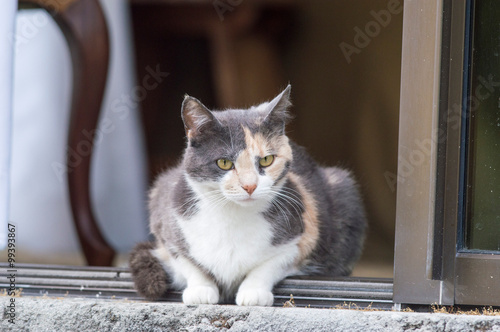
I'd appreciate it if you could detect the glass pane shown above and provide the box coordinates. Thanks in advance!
[466,0,500,251]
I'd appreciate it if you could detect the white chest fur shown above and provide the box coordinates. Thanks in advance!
[177,201,278,288]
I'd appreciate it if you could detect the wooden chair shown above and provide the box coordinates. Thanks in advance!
[19,0,114,266]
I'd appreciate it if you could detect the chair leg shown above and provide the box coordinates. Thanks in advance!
[20,0,115,266]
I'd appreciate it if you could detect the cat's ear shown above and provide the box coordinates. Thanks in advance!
[181,96,219,139]
[263,85,293,133]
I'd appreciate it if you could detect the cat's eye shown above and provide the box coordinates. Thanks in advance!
[216,159,234,170]
[259,155,275,167]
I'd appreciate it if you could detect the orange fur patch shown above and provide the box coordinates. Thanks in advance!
[235,127,261,188]
[268,135,293,180]
[241,126,293,181]
[287,172,320,264]
[243,126,267,156]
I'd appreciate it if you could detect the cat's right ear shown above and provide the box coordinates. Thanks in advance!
[181,96,218,140]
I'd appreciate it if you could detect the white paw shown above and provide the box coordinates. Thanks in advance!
[236,288,274,306]
[182,285,219,305]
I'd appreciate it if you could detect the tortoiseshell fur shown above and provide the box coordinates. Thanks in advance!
[129,86,367,306]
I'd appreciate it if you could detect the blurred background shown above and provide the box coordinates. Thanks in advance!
[4,0,402,278]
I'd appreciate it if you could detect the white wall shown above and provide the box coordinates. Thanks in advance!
[0,0,17,250]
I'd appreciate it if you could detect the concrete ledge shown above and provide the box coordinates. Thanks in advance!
[2,296,500,331]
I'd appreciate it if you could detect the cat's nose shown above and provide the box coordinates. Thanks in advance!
[242,184,257,195]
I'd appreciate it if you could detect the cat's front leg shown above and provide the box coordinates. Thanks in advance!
[173,256,220,305]
[236,246,299,306]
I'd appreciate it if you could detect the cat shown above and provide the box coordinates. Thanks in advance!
[129,85,367,306]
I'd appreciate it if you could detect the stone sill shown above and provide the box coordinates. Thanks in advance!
[2,296,500,331]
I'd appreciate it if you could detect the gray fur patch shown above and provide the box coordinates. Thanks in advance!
[148,168,191,258]
[173,175,199,218]
[184,116,246,182]
[264,179,305,245]
[274,141,367,277]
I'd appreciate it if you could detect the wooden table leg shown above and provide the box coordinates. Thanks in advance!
[20,0,115,266]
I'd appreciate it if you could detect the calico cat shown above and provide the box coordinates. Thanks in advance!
[129,85,367,306]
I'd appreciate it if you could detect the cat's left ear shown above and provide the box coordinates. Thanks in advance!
[182,96,219,140]
[263,85,293,133]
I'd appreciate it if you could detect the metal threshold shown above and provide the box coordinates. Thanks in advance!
[0,263,394,310]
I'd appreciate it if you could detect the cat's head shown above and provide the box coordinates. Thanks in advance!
[181,85,293,209]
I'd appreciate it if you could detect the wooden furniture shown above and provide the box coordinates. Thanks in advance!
[19,0,114,266]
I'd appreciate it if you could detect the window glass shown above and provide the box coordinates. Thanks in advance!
[466,0,500,251]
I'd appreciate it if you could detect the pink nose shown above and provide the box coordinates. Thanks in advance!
[242,184,257,195]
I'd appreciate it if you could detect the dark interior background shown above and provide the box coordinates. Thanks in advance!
[130,0,402,277]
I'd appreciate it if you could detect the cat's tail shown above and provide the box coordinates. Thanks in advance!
[129,241,170,300]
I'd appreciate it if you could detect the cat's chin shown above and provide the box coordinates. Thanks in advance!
[235,197,257,205]
[228,196,263,208]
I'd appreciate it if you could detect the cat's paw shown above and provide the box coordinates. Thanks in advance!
[182,285,219,305]
[235,288,274,306]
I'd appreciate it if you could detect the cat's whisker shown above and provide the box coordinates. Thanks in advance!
[178,196,201,218]
[179,188,227,218]
[271,186,312,221]
[268,188,305,212]
[276,186,303,201]
[265,188,310,230]
[276,197,303,223]
[275,194,303,227]
[263,188,298,228]
[270,197,292,231]
[200,189,227,201]
[205,195,231,216]
[181,204,199,218]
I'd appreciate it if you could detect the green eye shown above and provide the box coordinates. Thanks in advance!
[259,155,275,167]
[217,159,233,170]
